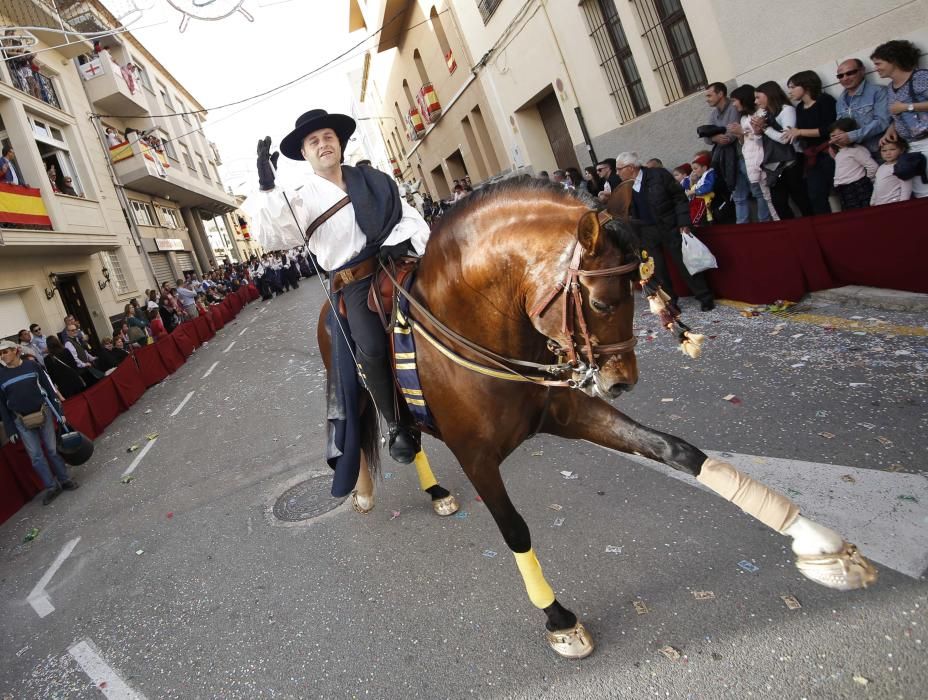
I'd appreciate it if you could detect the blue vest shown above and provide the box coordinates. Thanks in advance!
[631,180,656,225]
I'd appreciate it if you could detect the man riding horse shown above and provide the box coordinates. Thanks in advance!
[248,109,423,464]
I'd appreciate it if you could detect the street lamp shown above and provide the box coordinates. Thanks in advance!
[97,266,111,290]
[45,273,60,300]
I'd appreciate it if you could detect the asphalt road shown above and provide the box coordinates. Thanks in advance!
[1,279,926,700]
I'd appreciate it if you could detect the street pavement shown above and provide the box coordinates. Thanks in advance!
[0,279,926,700]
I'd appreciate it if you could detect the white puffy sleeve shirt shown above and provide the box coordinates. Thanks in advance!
[243,173,430,271]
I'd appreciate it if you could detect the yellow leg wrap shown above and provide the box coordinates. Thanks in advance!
[513,549,556,609]
[697,458,800,533]
[414,450,438,491]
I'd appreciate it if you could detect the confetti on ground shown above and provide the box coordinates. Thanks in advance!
[659,646,682,660]
[693,591,715,600]
[383,472,394,480]
[738,560,760,573]
[876,436,893,446]
[475,495,482,502]
[897,495,919,503]
[781,594,802,610]
[548,503,563,511]
[849,382,868,387]
[552,517,565,527]
[818,432,836,439]
[166,512,174,519]
[560,471,578,480]
[633,600,649,615]
[390,510,401,520]
[146,432,159,441]
[815,410,828,417]
[605,545,623,554]
[482,550,497,558]
[786,488,802,497]
[120,476,135,484]
[790,333,804,339]
[661,398,674,402]
[144,409,152,414]
[858,422,876,429]
[23,527,39,543]
[135,550,144,555]
[722,394,742,405]
[852,675,870,686]
[453,511,468,519]
[126,445,139,453]
[531,450,544,456]
[841,474,856,483]
[15,646,29,657]
[790,363,805,368]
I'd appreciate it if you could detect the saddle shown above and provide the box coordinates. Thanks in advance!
[367,256,420,329]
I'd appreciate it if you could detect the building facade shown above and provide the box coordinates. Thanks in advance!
[353,0,928,188]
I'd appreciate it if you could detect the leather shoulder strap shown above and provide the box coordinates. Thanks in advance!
[306,195,350,240]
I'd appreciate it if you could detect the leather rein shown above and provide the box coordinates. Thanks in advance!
[383,211,639,390]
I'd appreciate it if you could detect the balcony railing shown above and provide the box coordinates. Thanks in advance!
[7,60,62,110]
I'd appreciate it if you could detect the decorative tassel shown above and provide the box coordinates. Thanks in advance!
[648,294,665,316]
[679,331,705,358]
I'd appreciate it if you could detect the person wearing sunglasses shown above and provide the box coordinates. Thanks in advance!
[832,58,890,162]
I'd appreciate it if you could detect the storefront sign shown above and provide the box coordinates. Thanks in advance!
[155,238,184,251]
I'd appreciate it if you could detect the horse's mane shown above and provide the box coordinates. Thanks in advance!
[432,176,640,258]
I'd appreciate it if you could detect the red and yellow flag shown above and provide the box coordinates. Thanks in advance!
[0,182,52,228]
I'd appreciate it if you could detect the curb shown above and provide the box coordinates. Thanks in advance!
[809,285,928,314]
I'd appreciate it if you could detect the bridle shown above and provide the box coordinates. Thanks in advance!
[386,209,640,391]
[527,234,639,388]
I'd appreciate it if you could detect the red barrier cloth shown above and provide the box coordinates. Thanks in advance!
[133,344,169,387]
[4,440,46,493]
[0,448,29,523]
[157,335,185,373]
[228,293,242,314]
[109,359,146,410]
[81,377,122,433]
[245,284,259,301]
[172,325,197,358]
[62,393,100,439]
[812,199,926,293]
[210,307,225,330]
[219,302,233,324]
[193,314,214,342]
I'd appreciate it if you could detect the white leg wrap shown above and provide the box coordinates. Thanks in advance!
[783,515,844,556]
[697,458,800,533]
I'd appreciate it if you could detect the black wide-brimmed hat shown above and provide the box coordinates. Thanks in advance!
[279,109,356,161]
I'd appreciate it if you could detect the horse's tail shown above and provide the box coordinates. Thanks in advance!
[360,399,381,481]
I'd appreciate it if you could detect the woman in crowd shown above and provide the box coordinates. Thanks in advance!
[754,81,811,218]
[785,70,837,214]
[124,305,149,345]
[95,336,129,372]
[44,336,87,398]
[583,166,603,197]
[565,167,584,191]
[871,138,913,205]
[148,308,167,340]
[728,84,775,223]
[872,39,928,198]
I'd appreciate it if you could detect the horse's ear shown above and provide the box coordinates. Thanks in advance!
[577,210,603,256]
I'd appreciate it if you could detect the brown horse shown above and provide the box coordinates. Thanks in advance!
[318,179,876,659]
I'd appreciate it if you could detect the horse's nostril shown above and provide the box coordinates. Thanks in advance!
[608,382,634,396]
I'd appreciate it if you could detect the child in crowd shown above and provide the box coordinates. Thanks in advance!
[686,154,717,224]
[871,139,913,206]
[673,163,692,190]
[829,118,878,210]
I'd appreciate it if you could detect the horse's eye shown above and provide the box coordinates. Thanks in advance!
[590,299,613,313]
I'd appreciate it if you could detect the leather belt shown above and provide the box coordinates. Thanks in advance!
[330,256,378,293]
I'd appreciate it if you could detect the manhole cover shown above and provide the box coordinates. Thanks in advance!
[273,474,345,522]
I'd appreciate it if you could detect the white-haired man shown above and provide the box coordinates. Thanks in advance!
[615,152,715,311]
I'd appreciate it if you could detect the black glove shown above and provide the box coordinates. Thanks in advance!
[257,136,279,191]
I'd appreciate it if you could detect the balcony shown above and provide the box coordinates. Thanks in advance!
[416,83,442,125]
[7,59,63,110]
[3,0,93,59]
[80,52,148,117]
[110,138,237,214]
[406,107,424,141]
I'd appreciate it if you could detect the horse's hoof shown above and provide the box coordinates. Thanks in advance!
[432,494,459,516]
[351,491,374,514]
[795,542,878,591]
[545,622,594,659]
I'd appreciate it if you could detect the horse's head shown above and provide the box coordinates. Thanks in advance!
[530,209,639,399]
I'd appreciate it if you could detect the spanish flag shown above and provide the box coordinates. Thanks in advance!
[0,183,52,228]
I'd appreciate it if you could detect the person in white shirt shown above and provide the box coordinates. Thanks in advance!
[245,109,429,463]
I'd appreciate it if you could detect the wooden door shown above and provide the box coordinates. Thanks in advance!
[536,91,580,171]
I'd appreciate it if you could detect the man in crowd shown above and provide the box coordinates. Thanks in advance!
[175,279,199,318]
[0,340,79,505]
[28,323,48,355]
[616,151,715,312]
[831,58,889,161]
[64,324,97,370]
[0,145,25,186]
[595,158,621,203]
[646,158,664,169]
[701,82,741,222]
[17,329,45,366]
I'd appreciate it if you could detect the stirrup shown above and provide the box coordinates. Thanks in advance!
[388,425,418,464]
[545,622,594,659]
[795,542,878,591]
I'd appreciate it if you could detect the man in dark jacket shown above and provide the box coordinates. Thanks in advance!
[616,152,715,311]
[0,340,78,504]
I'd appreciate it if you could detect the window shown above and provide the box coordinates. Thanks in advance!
[180,143,195,172]
[634,0,706,102]
[477,0,501,23]
[157,82,174,110]
[29,116,85,196]
[129,199,157,226]
[131,57,152,91]
[158,206,180,228]
[212,164,222,185]
[162,138,178,161]
[101,251,129,294]
[196,152,210,180]
[179,101,191,124]
[581,0,649,121]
